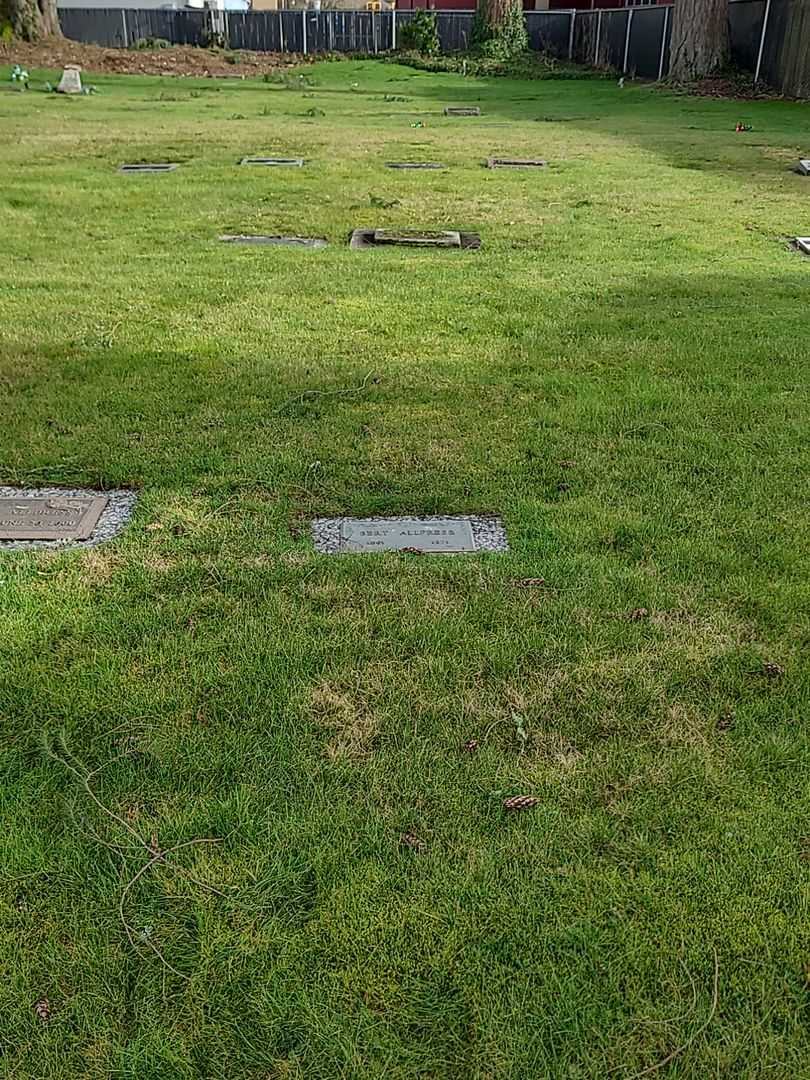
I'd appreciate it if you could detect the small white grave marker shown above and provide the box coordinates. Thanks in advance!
[797,160,810,176]
[56,65,83,95]
[795,237,810,256]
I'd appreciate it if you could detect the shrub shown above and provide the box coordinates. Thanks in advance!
[398,10,439,57]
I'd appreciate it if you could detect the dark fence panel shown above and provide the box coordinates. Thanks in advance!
[572,10,596,65]
[602,9,629,70]
[228,11,279,51]
[729,0,766,70]
[60,7,126,48]
[435,12,474,52]
[757,0,810,96]
[170,10,206,45]
[627,7,667,78]
[525,11,571,59]
[54,4,810,98]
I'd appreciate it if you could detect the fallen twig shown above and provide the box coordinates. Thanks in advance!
[271,371,377,416]
[626,949,720,1079]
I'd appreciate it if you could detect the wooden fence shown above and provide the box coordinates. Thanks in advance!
[57,0,810,98]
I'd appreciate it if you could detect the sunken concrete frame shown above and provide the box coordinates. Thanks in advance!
[0,488,137,550]
[219,235,328,249]
[385,162,447,170]
[239,157,304,167]
[349,228,481,250]
[311,515,508,555]
[487,158,547,169]
[119,163,179,173]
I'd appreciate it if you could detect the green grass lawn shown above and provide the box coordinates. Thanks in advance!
[1,55,809,1079]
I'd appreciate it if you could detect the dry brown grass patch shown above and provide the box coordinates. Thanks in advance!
[309,681,379,762]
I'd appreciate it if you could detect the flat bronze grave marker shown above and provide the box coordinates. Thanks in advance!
[311,515,508,554]
[385,162,446,170]
[445,107,480,117]
[0,495,108,541]
[119,163,179,173]
[795,237,810,256]
[798,160,810,175]
[239,157,304,167]
[487,157,547,169]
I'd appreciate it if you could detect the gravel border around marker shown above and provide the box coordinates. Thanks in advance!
[0,487,138,550]
[311,515,508,554]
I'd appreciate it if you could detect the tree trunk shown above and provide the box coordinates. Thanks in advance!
[669,0,729,80]
[0,0,61,41]
[472,0,527,57]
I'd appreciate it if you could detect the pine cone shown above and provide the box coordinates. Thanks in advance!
[399,831,425,852]
[34,999,51,1023]
[462,738,479,754]
[629,608,649,621]
[503,795,538,812]
[762,661,784,678]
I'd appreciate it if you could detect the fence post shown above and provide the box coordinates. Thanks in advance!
[302,8,307,55]
[279,10,284,51]
[373,9,378,53]
[594,9,601,66]
[622,8,633,73]
[328,10,333,51]
[121,8,128,47]
[568,9,575,60]
[658,6,669,80]
[391,7,396,50]
[754,0,772,83]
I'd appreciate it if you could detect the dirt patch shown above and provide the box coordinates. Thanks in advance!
[665,75,781,102]
[0,37,306,78]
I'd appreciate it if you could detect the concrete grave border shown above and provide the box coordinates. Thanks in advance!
[487,157,547,169]
[0,488,138,550]
[349,228,481,250]
[239,157,305,167]
[119,163,179,173]
[311,515,508,554]
[385,162,447,170]
[219,234,328,248]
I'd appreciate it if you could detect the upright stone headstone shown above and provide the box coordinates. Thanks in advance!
[57,65,83,95]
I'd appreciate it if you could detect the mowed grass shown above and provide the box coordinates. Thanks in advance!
[1,55,809,1079]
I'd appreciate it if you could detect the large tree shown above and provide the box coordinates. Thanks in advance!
[0,0,60,40]
[471,0,527,60]
[669,0,729,80]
